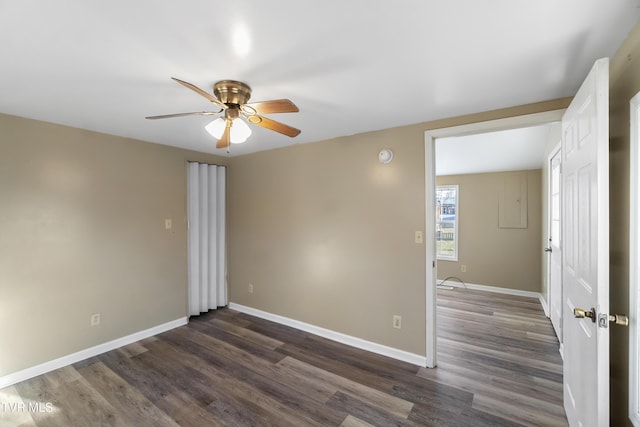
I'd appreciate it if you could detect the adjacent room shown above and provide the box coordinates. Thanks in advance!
[1,2,640,426]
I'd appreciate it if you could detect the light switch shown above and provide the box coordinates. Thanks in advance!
[165,218,173,230]
[415,231,423,244]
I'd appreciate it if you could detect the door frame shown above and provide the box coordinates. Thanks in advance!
[546,142,562,344]
[424,109,566,367]
[629,90,640,426]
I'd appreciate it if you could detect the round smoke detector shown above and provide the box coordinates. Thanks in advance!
[378,149,393,164]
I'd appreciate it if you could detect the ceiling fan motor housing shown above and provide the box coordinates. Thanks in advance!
[213,80,252,106]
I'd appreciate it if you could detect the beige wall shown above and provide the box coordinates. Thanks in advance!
[228,126,427,354]
[609,20,640,427]
[228,97,570,357]
[0,113,226,377]
[436,170,542,293]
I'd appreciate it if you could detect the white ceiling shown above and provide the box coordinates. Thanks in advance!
[0,1,638,157]
[436,123,557,176]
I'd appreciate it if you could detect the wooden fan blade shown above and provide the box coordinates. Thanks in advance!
[216,120,231,149]
[247,115,301,137]
[242,99,299,115]
[145,111,220,120]
[171,77,228,110]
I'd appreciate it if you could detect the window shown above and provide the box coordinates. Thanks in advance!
[436,185,458,261]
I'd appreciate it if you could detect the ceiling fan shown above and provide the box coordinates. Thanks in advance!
[146,78,301,149]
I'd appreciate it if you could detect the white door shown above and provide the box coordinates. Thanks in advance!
[629,90,640,426]
[562,58,610,427]
[548,147,563,343]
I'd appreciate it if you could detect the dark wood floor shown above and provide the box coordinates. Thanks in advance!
[2,287,567,426]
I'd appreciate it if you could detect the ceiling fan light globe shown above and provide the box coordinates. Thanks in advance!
[205,117,251,144]
[230,118,251,144]
[205,117,227,139]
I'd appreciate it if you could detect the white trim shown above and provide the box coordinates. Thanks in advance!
[426,110,566,141]
[229,303,427,367]
[545,142,562,320]
[0,317,187,389]
[425,130,437,368]
[438,280,543,300]
[629,91,640,427]
[424,109,566,375]
[539,293,550,317]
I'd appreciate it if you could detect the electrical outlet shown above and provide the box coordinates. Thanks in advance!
[393,315,402,329]
[461,264,467,273]
[90,313,101,326]
[248,283,254,293]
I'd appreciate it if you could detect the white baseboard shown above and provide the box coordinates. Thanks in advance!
[539,294,550,317]
[228,303,427,367]
[438,280,543,300]
[0,317,187,389]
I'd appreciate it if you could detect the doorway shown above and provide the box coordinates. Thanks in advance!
[424,109,565,367]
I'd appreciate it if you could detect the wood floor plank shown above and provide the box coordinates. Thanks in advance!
[5,288,567,426]
[340,414,376,427]
[325,391,416,427]
[157,326,341,407]
[472,393,568,427]
[40,366,82,389]
[438,306,557,337]
[416,363,565,418]
[15,375,124,427]
[98,350,179,404]
[408,401,524,427]
[430,350,562,396]
[241,314,311,346]
[156,391,225,427]
[526,330,562,343]
[277,356,414,418]
[438,336,563,374]
[435,287,567,426]
[418,361,562,405]
[191,322,286,364]
[207,318,284,350]
[145,334,340,427]
[116,342,149,359]
[273,338,415,396]
[76,361,178,427]
[438,320,561,355]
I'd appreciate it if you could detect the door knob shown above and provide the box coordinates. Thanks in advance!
[575,307,629,327]
[574,307,596,322]
[608,314,629,326]
[544,247,552,252]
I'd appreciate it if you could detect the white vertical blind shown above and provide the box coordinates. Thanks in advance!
[187,162,227,316]
[216,166,227,305]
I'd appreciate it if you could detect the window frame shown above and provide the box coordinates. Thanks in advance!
[435,184,459,262]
